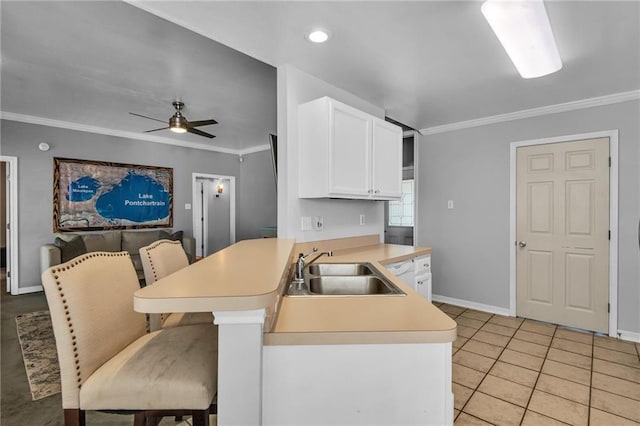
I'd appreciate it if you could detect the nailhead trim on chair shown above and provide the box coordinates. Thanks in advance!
[50,251,132,388]
[142,239,182,282]
[142,240,183,324]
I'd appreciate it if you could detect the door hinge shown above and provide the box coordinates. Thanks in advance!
[609,157,611,167]
[608,303,610,313]
[6,271,10,278]
[6,223,9,230]
[608,230,611,240]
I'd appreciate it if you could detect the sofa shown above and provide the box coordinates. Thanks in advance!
[40,229,195,283]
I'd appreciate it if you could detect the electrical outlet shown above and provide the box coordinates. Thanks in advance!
[301,216,312,231]
[447,200,454,209]
[185,203,192,210]
[360,214,366,225]
[314,216,324,231]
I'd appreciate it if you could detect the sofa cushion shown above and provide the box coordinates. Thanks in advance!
[54,236,87,262]
[121,231,161,256]
[159,230,183,242]
[81,231,122,252]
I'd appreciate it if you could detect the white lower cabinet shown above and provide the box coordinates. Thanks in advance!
[414,255,432,302]
[386,254,432,302]
[298,96,402,200]
[262,342,453,425]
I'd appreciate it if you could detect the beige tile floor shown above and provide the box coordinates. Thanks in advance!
[434,302,640,426]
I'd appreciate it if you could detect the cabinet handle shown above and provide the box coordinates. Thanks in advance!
[368,189,373,194]
[374,189,380,193]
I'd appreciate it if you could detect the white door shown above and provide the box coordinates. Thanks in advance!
[329,101,371,197]
[516,138,610,333]
[372,118,402,199]
[1,162,8,292]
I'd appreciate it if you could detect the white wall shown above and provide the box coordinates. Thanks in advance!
[418,99,640,335]
[276,65,385,242]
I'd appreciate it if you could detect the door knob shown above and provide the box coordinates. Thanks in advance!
[518,241,527,248]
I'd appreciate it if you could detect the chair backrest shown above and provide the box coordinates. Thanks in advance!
[139,239,189,285]
[41,252,147,409]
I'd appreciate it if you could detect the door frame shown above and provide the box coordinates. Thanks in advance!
[0,156,19,295]
[509,130,619,337]
[192,173,236,257]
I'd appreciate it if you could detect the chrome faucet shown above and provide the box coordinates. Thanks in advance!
[295,247,333,280]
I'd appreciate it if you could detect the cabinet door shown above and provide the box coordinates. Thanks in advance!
[329,102,371,197]
[371,119,402,199]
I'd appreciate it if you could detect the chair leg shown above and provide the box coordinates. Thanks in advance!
[133,411,146,426]
[191,408,210,426]
[145,415,161,426]
[63,409,86,426]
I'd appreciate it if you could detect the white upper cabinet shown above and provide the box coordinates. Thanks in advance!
[298,97,402,200]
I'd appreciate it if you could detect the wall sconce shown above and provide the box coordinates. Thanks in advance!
[216,183,224,198]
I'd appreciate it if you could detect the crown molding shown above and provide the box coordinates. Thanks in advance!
[0,111,243,155]
[238,144,271,156]
[420,90,640,136]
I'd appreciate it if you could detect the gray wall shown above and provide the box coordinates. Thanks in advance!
[418,100,640,334]
[1,120,276,289]
[237,149,278,241]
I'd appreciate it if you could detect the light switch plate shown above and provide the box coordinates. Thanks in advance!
[301,216,312,231]
[447,200,454,209]
[185,203,192,210]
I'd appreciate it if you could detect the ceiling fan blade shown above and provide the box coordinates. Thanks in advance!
[188,119,218,127]
[143,127,170,133]
[188,127,216,138]
[130,112,167,124]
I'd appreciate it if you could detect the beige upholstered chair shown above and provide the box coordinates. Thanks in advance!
[139,239,214,331]
[41,251,217,426]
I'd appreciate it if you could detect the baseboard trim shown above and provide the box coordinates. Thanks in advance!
[432,294,512,317]
[617,330,640,344]
[433,295,640,344]
[17,285,44,295]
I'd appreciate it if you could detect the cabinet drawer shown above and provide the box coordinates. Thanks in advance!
[414,255,431,273]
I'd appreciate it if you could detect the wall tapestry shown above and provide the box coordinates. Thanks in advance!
[53,157,173,232]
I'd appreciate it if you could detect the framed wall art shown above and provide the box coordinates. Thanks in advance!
[53,157,173,232]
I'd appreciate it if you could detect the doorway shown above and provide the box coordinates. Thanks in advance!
[0,156,19,295]
[509,131,618,336]
[384,132,417,246]
[192,173,236,258]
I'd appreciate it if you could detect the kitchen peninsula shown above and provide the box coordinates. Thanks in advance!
[134,236,457,425]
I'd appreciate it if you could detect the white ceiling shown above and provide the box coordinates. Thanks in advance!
[2,1,639,153]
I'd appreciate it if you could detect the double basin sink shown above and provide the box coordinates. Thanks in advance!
[286,262,405,297]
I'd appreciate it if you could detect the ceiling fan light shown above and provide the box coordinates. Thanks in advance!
[169,115,188,133]
[481,0,562,79]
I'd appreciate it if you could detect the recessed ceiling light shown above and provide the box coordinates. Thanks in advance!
[307,30,329,43]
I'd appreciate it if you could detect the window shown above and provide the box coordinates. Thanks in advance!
[388,179,414,227]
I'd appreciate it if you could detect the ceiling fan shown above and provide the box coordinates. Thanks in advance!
[130,101,217,138]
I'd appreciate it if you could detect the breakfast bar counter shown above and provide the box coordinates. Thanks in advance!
[133,237,456,425]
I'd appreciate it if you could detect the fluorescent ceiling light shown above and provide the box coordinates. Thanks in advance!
[307,30,329,43]
[481,0,562,79]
